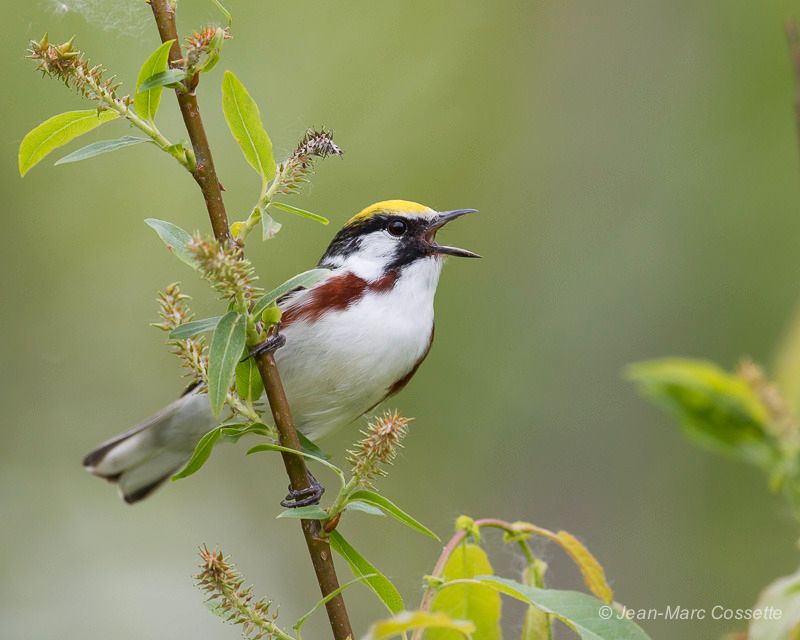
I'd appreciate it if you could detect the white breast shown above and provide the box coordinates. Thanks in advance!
[275,257,442,439]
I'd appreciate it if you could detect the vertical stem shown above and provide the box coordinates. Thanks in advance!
[147,3,353,638]
[255,354,353,640]
[149,0,230,244]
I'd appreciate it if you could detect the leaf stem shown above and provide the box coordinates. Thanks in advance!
[147,3,353,638]
[77,67,191,169]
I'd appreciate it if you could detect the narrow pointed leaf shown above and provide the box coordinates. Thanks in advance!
[134,40,174,121]
[345,500,386,516]
[138,68,186,92]
[553,530,613,604]
[221,70,276,179]
[169,316,222,340]
[251,269,330,318]
[172,426,223,480]
[207,312,247,416]
[19,109,118,176]
[348,489,439,540]
[476,576,652,640]
[297,431,331,460]
[328,530,404,614]
[246,442,345,484]
[429,544,501,640]
[294,575,376,635]
[364,611,475,640]
[270,201,330,225]
[276,505,329,520]
[219,422,272,442]
[212,0,233,25]
[144,218,198,269]
[55,136,150,165]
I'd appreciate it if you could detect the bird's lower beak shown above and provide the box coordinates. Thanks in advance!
[427,209,481,258]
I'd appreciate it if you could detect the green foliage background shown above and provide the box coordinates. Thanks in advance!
[4,0,800,638]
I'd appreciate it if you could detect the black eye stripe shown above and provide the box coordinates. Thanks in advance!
[319,213,430,266]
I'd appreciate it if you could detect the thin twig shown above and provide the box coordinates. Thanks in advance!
[147,3,353,638]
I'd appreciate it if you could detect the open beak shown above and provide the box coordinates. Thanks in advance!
[427,209,481,258]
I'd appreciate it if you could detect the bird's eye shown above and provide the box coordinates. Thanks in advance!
[387,219,407,237]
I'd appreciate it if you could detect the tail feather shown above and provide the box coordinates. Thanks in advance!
[83,389,217,503]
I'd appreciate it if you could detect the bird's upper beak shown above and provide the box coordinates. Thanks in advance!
[427,209,481,258]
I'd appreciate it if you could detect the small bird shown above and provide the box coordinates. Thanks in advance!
[83,200,479,503]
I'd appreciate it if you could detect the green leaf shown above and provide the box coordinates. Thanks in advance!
[169,316,222,340]
[134,40,174,121]
[261,209,283,240]
[211,0,233,25]
[294,575,376,638]
[246,442,345,485]
[276,505,329,520]
[551,530,613,604]
[144,218,198,269]
[749,566,800,640]
[627,358,776,467]
[521,562,551,640]
[54,136,150,165]
[297,431,331,460]
[269,201,330,225]
[221,70,276,180]
[251,269,330,318]
[19,109,118,176]
[235,357,263,402]
[345,500,386,516]
[348,489,439,540]
[138,68,187,92]
[365,611,475,640]
[476,576,652,640]
[207,312,247,416]
[428,544,501,640]
[329,531,404,614]
[219,422,272,443]
[172,426,223,480]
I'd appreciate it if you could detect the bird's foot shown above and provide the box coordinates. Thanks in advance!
[280,472,325,508]
[243,332,286,362]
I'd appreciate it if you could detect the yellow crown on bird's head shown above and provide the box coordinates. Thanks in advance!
[346,200,436,226]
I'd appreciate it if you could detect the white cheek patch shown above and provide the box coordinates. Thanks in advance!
[336,231,401,280]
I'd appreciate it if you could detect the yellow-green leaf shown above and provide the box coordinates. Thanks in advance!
[627,358,776,467]
[221,70,276,180]
[521,565,551,640]
[134,40,174,121]
[428,544,501,640]
[19,110,118,176]
[554,531,613,604]
[365,611,475,640]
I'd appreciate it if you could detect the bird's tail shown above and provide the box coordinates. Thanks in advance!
[82,388,216,503]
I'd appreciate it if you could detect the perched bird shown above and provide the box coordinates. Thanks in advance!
[83,200,479,503]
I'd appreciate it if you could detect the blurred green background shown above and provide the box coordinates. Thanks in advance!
[5,0,800,638]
